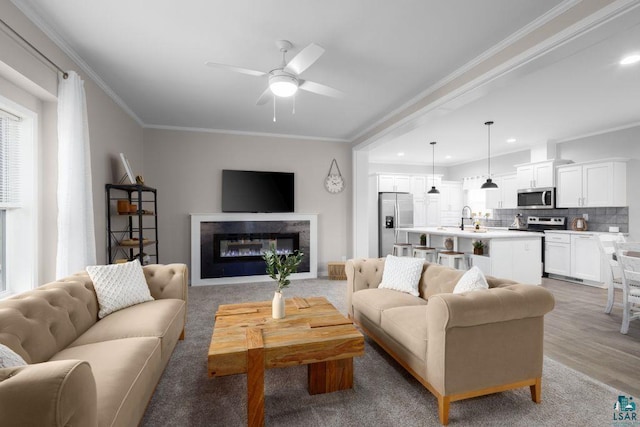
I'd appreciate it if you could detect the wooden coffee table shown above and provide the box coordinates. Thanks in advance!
[208,296,364,426]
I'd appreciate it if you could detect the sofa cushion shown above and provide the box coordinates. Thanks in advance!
[0,343,26,368]
[381,306,429,361]
[453,266,489,294]
[378,255,424,296]
[69,299,185,363]
[352,288,427,325]
[50,337,162,427]
[86,260,154,319]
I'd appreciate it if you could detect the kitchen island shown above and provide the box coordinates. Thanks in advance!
[397,227,544,285]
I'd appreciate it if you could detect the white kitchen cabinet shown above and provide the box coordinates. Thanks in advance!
[544,231,603,285]
[556,160,627,208]
[570,234,601,282]
[378,174,412,192]
[491,238,542,285]
[486,174,518,209]
[411,176,427,196]
[413,197,427,227]
[425,194,441,227]
[544,233,571,276]
[516,161,556,189]
[439,181,462,226]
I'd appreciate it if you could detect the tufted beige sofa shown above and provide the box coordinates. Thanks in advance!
[346,258,555,425]
[0,263,188,427]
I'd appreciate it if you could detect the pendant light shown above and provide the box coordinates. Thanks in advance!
[481,121,498,189]
[427,141,440,194]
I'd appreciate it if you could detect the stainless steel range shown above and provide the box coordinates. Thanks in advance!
[511,216,567,277]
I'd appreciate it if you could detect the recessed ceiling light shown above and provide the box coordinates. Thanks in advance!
[445,155,452,159]
[397,152,405,156]
[620,54,640,65]
[507,138,517,143]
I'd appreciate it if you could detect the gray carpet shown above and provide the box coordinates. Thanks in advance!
[142,279,627,426]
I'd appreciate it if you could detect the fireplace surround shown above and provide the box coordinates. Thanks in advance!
[191,213,317,285]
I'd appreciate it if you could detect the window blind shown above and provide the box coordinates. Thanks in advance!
[0,113,22,208]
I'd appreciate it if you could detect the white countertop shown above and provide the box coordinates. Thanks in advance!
[397,227,543,238]
[544,230,628,235]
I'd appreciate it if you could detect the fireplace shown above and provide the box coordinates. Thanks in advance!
[191,213,317,285]
[214,233,299,262]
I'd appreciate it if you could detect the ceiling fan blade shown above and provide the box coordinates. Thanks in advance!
[205,61,266,77]
[284,43,325,75]
[256,87,273,105]
[299,80,344,98]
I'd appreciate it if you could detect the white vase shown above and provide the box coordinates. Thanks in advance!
[272,290,285,319]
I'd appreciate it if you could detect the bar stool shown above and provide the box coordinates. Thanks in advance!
[437,251,469,270]
[413,246,436,262]
[392,243,413,257]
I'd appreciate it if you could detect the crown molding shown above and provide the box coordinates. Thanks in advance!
[11,0,145,127]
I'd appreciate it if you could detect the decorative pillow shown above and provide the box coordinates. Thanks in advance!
[453,266,489,294]
[86,259,154,319]
[0,343,27,368]
[378,255,424,296]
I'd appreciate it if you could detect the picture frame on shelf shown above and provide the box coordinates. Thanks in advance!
[119,152,136,184]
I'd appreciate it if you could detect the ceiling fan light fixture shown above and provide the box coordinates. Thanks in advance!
[269,74,299,97]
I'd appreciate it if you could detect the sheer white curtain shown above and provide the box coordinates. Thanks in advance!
[56,71,96,278]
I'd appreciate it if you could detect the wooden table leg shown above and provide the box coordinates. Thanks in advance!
[307,358,353,395]
[246,328,264,427]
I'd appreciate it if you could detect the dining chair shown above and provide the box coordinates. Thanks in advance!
[614,241,640,334]
[596,233,626,313]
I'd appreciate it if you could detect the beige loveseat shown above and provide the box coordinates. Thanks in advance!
[346,258,555,425]
[0,263,188,427]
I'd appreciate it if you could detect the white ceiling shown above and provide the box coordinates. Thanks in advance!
[12,0,640,165]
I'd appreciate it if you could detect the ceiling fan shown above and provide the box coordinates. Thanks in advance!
[205,40,343,106]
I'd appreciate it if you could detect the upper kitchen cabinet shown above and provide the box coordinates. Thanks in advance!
[439,181,463,226]
[516,160,569,189]
[486,174,518,209]
[556,160,627,208]
[378,174,412,192]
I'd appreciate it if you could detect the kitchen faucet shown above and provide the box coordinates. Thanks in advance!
[461,206,472,230]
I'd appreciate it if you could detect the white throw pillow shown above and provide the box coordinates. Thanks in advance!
[378,255,424,297]
[453,266,489,294]
[0,343,27,368]
[86,259,154,319]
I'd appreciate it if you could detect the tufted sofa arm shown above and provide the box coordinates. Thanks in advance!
[345,258,385,316]
[425,285,555,396]
[143,263,188,301]
[0,360,97,426]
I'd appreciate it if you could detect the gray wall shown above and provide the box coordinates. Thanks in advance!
[446,150,531,181]
[1,2,144,282]
[142,128,352,277]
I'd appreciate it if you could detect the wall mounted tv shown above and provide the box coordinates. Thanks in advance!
[221,169,295,213]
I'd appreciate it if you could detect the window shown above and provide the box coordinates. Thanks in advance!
[0,100,36,298]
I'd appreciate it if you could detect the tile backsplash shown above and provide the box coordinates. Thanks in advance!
[488,207,628,233]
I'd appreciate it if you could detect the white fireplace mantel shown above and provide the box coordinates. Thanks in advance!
[190,213,318,285]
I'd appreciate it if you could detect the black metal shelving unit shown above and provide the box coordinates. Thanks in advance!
[105,184,158,265]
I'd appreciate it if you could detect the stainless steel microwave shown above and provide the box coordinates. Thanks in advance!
[517,187,555,209]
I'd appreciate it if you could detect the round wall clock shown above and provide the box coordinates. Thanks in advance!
[324,159,345,194]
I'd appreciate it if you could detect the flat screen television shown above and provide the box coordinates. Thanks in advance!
[221,169,294,213]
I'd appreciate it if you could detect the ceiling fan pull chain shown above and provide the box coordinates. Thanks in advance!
[273,96,277,122]
[292,93,296,115]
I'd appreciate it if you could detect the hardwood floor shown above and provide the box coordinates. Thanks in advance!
[542,277,640,397]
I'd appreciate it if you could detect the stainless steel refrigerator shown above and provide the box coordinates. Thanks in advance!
[378,192,414,257]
